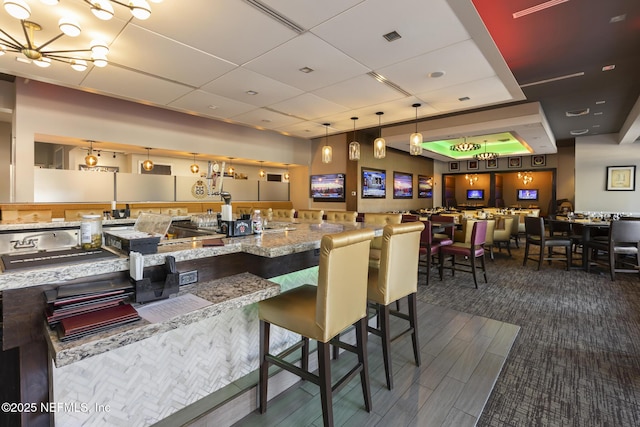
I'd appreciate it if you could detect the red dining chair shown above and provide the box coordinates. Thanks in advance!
[430,214,456,243]
[439,220,488,288]
[419,220,453,286]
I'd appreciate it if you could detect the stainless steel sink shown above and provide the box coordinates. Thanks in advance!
[0,229,79,254]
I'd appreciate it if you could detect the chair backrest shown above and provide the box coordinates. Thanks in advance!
[610,220,640,246]
[325,210,357,223]
[374,222,424,305]
[316,228,375,341]
[471,220,488,247]
[524,216,545,239]
[483,219,496,245]
[364,213,402,249]
[430,214,456,239]
[419,220,432,246]
[493,216,514,240]
[296,209,324,223]
[402,214,420,222]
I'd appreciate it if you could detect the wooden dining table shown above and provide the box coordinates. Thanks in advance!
[549,218,611,270]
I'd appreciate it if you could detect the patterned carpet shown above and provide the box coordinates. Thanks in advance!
[417,246,640,427]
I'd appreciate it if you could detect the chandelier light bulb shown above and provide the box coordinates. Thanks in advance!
[91,54,108,67]
[40,0,60,5]
[130,0,151,20]
[33,57,51,67]
[85,153,98,167]
[70,59,87,71]
[4,0,31,20]
[90,40,109,56]
[58,17,81,37]
[90,0,115,20]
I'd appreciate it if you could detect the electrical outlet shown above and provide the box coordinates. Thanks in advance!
[178,270,198,286]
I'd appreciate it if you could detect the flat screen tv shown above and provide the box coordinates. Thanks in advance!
[517,189,539,201]
[393,172,413,199]
[362,167,386,198]
[466,189,484,200]
[310,173,345,202]
[418,175,433,198]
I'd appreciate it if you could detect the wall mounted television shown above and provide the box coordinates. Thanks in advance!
[517,189,538,201]
[361,167,386,198]
[466,189,484,200]
[393,172,413,199]
[418,175,433,198]
[310,173,345,202]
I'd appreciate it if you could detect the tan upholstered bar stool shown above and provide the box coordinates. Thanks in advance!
[364,213,402,268]
[258,228,375,427]
[367,221,424,390]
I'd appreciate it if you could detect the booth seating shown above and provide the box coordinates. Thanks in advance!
[128,207,162,218]
[64,208,111,221]
[296,209,324,224]
[440,220,489,289]
[363,213,402,268]
[235,207,254,217]
[268,208,296,222]
[258,228,375,427]
[160,206,188,216]
[325,210,357,224]
[367,222,424,390]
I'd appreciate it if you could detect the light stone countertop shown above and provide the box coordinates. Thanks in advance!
[46,272,280,367]
[0,222,380,291]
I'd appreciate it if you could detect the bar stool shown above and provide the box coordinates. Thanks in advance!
[258,228,375,427]
[367,221,424,390]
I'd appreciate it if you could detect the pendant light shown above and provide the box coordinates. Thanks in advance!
[84,140,98,167]
[228,157,235,175]
[410,103,423,156]
[258,161,266,178]
[322,123,332,164]
[374,112,386,159]
[142,148,154,171]
[348,117,360,161]
[284,163,290,181]
[474,140,498,161]
[190,153,200,174]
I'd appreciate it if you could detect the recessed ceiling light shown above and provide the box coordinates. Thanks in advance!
[383,31,401,42]
[602,64,615,71]
[299,67,314,73]
[594,112,603,116]
[246,90,258,95]
[592,124,601,128]
[610,14,626,23]
[570,129,589,136]
[595,100,606,105]
[428,71,445,78]
[458,96,470,101]
[208,105,218,110]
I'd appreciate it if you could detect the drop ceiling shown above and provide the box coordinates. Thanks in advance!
[0,0,638,160]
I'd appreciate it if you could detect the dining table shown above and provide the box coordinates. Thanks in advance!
[549,217,611,270]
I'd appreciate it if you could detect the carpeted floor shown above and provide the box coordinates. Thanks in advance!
[417,246,640,427]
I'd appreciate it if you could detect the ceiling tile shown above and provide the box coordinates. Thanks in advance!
[419,76,513,113]
[168,90,258,119]
[230,108,305,130]
[244,32,371,92]
[311,74,407,110]
[268,93,350,121]
[260,0,365,29]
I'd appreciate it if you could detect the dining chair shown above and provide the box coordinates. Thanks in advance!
[523,217,572,270]
[492,216,515,257]
[439,220,488,289]
[419,220,453,286]
[367,222,424,390]
[258,228,375,427]
[586,220,640,280]
[430,214,456,243]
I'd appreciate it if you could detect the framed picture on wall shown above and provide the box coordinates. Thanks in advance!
[467,160,479,170]
[393,171,413,199]
[508,156,522,168]
[606,165,636,191]
[449,161,459,171]
[531,155,546,167]
[486,158,498,169]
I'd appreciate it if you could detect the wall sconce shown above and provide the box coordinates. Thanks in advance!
[85,140,98,167]
[374,112,386,159]
[190,153,199,174]
[465,174,478,185]
[322,123,332,164]
[142,148,154,171]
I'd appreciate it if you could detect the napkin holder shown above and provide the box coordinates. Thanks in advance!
[133,256,179,303]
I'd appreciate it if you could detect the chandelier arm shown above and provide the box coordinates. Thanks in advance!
[42,49,93,55]
[21,20,36,50]
[33,33,66,52]
[0,29,24,49]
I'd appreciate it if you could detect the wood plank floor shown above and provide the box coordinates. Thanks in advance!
[182,299,519,427]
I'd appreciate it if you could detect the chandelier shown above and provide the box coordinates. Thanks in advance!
[450,137,481,153]
[518,171,534,185]
[0,1,109,70]
[474,140,498,161]
[465,174,478,185]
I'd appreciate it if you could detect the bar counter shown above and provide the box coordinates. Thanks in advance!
[0,220,380,427]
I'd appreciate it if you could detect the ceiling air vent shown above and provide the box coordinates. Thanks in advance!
[566,108,590,117]
[570,129,589,136]
[244,0,305,33]
[383,31,402,42]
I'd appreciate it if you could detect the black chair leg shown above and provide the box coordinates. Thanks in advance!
[355,318,372,412]
[379,304,393,390]
[408,293,421,367]
[259,320,270,414]
[317,342,333,427]
[470,253,478,288]
[302,337,309,372]
[523,242,529,266]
